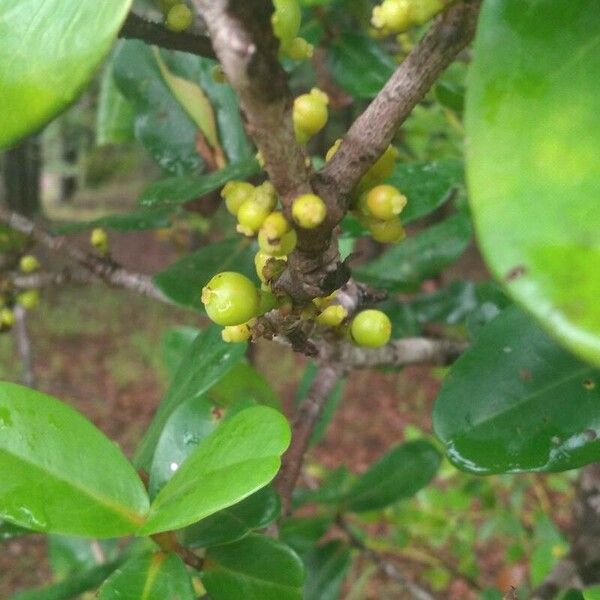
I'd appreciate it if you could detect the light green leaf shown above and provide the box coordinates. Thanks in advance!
[466,0,600,367]
[0,0,133,149]
[0,383,149,537]
[96,62,135,146]
[139,406,290,534]
[584,588,600,600]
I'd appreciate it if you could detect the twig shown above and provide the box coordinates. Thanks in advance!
[151,532,204,571]
[276,362,345,513]
[319,1,480,198]
[119,12,215,58]
[337,516,435,600]
[13,305,34,388]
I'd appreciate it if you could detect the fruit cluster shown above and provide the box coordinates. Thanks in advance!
[271,0,314,61]
[157,0,194,32]
[371,0,449,35]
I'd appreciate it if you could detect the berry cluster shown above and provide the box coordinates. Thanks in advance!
[0,255,41,333]
[157,0,194,33]
[271,0,314,61]
[371,0,447,35]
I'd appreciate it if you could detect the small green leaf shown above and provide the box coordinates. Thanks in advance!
[135,325,246,469]
[434,306,600,474]
[138,158,260,208]
[0,0,133,149]
[181,486,280,548]
[0,382,148,537]
[328,32,395,99]
[98,552,195,600]
[153,238,256,311]
[139,406,290,534]
[466,0,600,367]
[303,541,352,600]
[344,441,441,512]
[202,533,304,600]
[355,213,472,292]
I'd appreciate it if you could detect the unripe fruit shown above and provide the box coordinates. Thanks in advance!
[0,308,15,328]
[371,0,412,32]
[292,194,327,229]
[316,304,348,327]
[90,228,108,254]
[16,290,40,310]
[255,251,287,283]
[19,255,40,273]
[221,181,255,216]
[253,181,278,212]
[258,228,297,256]
[357,144,399,193]
[222,322,252,343]
[313,291,337,310]
[286,37,314,61]
[351,309,392,348]
[254,251,271,283]
[364,185,407,220]
[201,272,260,326]
[236,199,270,236]
[166,3,193,32]
[325,138,342,162]
[271,0,301,48]
[293,89,329,144]
[261,212,290,240]
[368,217,406,243]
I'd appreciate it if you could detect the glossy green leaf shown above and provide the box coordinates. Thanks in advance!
[10,559,124,600]
[354,213,472,291]
[138,158,260,208]
[181,486,280,548]
[135,325,246,469]
[202,533,304,600]
[153,238,256,310]
[387,159,463,224]
[328,32,395,99]
[433,306,600,474]
[139,406,290,534]
[584,589,600,600]
[161,326,201,378]
[98,552,195,600]
[96,62,135,146]
[0,382,148,537]
[466,0,600,367]
[303,541,352,600]
[0,0,133,149]
[344,441,441,512]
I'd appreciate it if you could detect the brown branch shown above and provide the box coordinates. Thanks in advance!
[319,1,480,197]
[336,516,435,600]
[276,362,345,514]
[151,532,204,571]
[119,12,215,58]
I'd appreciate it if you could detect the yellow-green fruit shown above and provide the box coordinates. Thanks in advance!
[19,255,40,273]
[201,272,260,326]
[325,138,342,162]
[221,181,255,216]
[16,290,40,310]
[255,251,287,282]
[357,145,399,193]
[351,309,391,348]
[253,181,278,211]
[293,89,329,144]
[166,3,193,32]
[254,251,271,283]
[364,184,407,220]
[272,0,301,48]
[236,199,270,236]
[285,37,314,61]
[222,322,252,343]
[371,0,412,32]
[368,217,406,243]
[258,228,297,256]
[0,308,15,328]
[261,212,290,240]
[316,304,348,327]
[90,228,108,253]
[292,193,327,229]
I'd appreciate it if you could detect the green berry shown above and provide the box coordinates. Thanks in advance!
[16,290,40,310]
[261,212,290,239]
[368,217,405,243]
[258,227,297,256]
[351,309,392,348]
[19,255,40,273]
[0,308,15,328]
[371,0,412,32]
[166,3,193,32]
[253,181,278,212]
[221,181,255,216]
[316,304,348,327]
[222,322,253,343]
[364,184,407,220]
[236,199,270,236]
[356,145,399,193]
[90,228,108,254]
[201,272,260,326]
[271,0,301,48]
[285,37,314,61]
[293,89,329,144]
[292,193,327,229]
[254,251,287,283]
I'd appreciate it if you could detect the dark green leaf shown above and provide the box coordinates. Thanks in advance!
[354,213,472,292]
[344,441,441,512]
[0,0,133,149]
[328,32,395,99]
[98,552,195,600]
[181,486,280,548]
[138,158,260,208]
[135,325,246,469]
[435,81,465,114]
[202,533,304,600]
[153,238,256,310]
[303,541,352,600]
[96,62,135,145]
[465,0,600,367]
[280,516,333,556]
[0,520,30,541]
[0,382,148,537]
[433,306,600,474]
[139,406,290,535]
